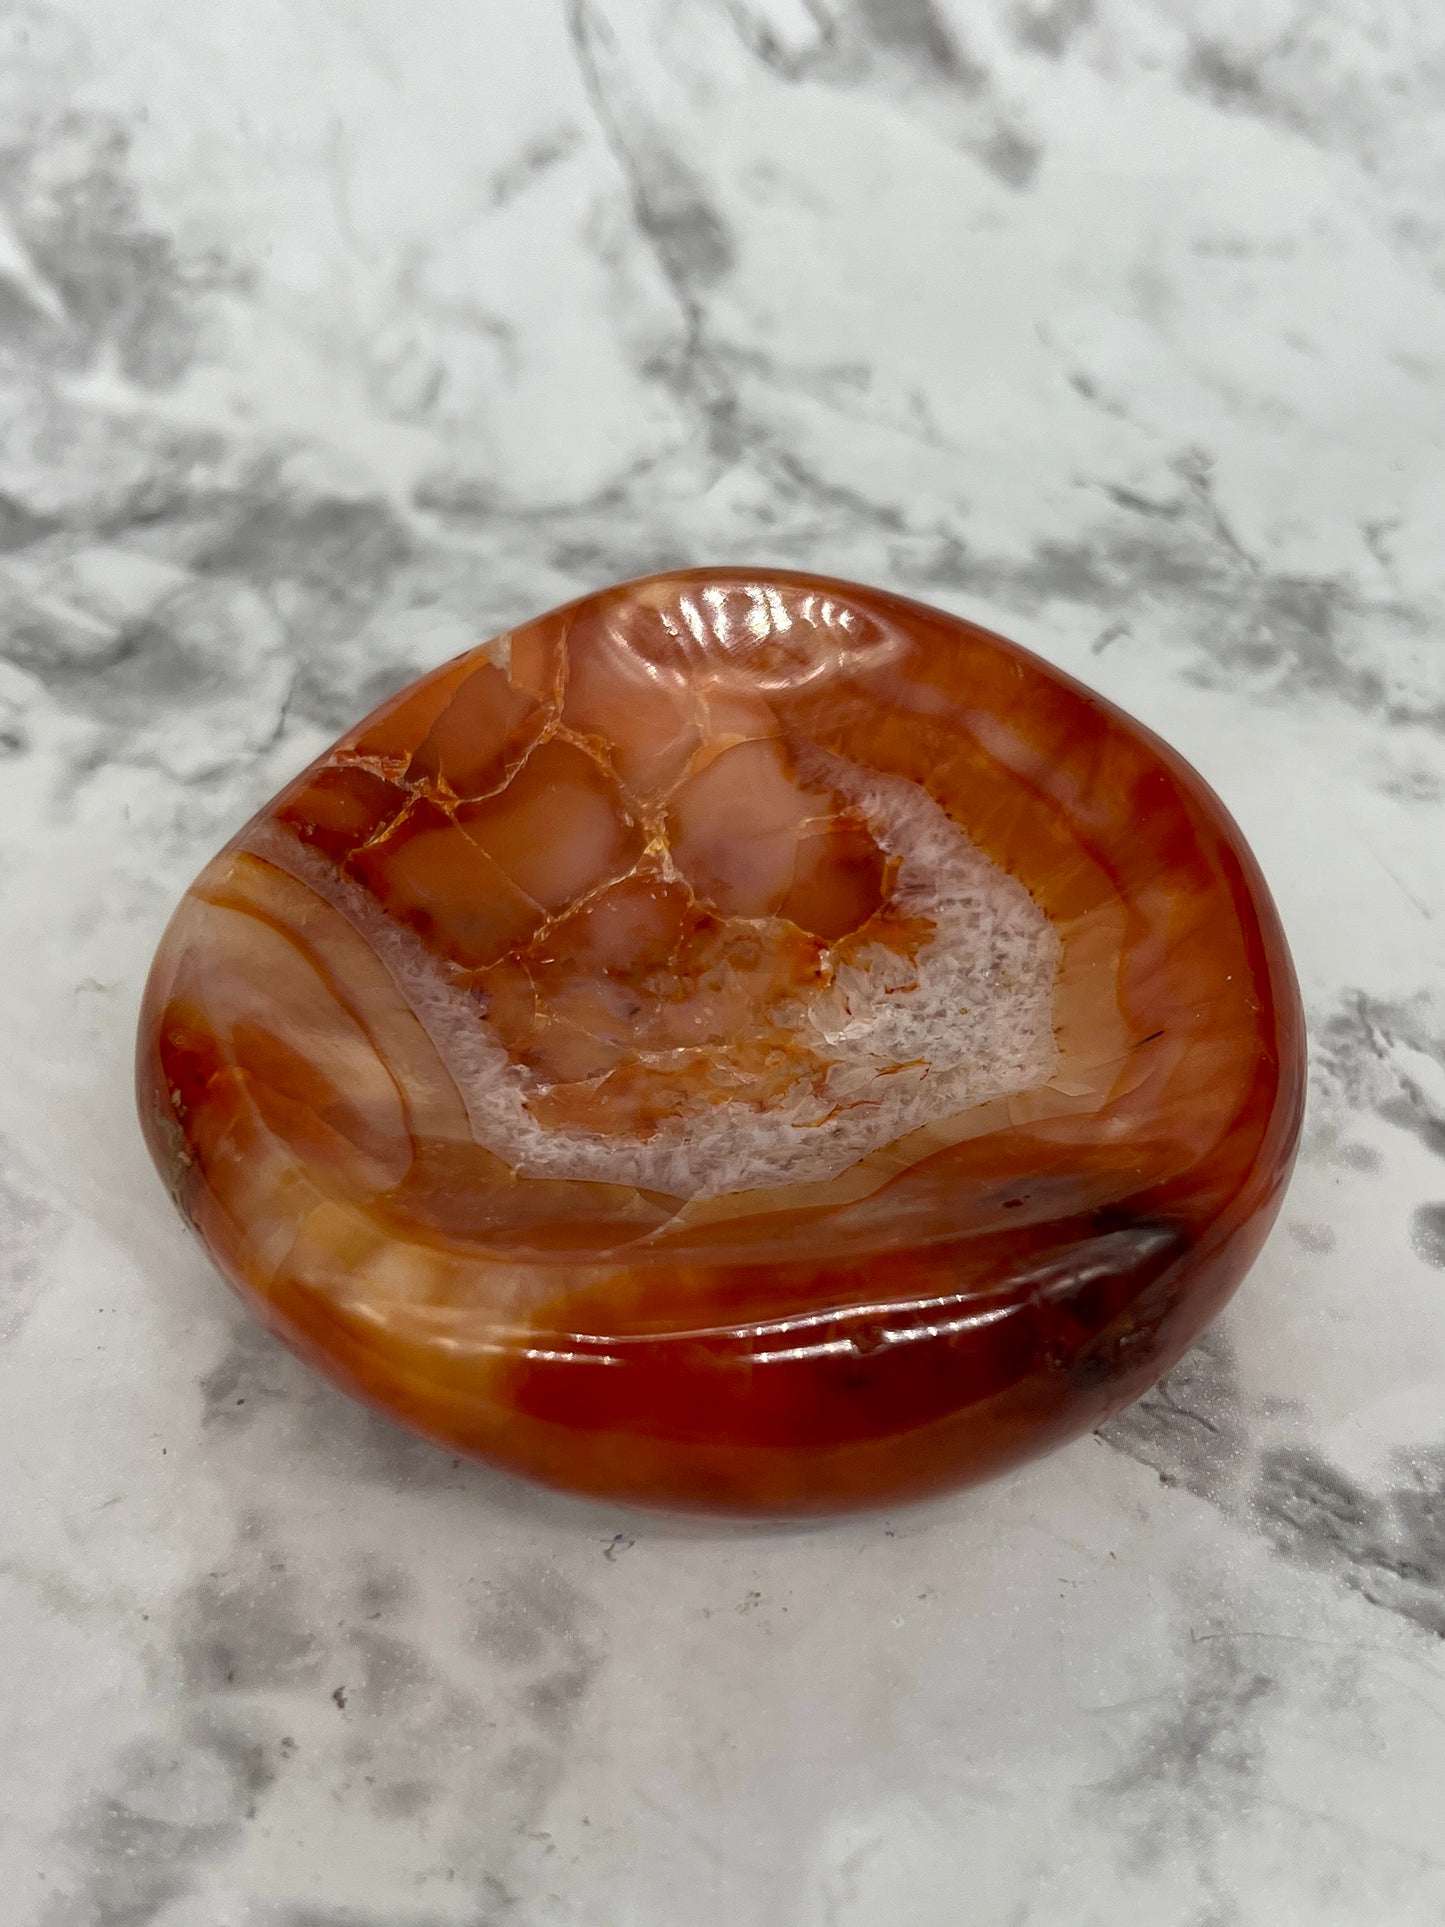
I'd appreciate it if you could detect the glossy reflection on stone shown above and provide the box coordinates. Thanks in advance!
[138,570,1305,1513]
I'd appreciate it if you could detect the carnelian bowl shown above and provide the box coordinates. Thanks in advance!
[138,571,1304,1513]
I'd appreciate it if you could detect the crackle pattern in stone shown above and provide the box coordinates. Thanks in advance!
[138,570,1305,1512]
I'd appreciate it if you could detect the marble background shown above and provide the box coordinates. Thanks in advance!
[2,1,1444,1921]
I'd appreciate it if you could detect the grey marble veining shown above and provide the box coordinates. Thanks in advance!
[2,2,1444,1922]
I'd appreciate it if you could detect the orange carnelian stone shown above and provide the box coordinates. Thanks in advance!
[138,571,1304,1513]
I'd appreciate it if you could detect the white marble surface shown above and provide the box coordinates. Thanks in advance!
[2,2,1444,1921]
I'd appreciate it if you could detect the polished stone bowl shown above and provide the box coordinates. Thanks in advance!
[138,571,1305,1513]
